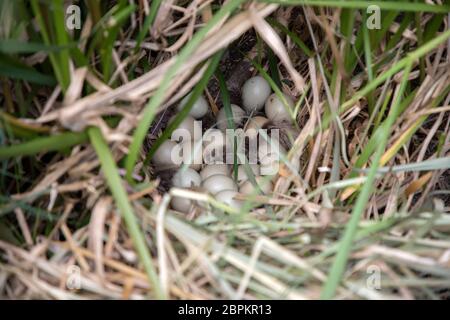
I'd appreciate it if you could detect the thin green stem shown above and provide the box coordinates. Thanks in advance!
[88,127,165,299]
[134,0,162,53]
[320,63,413,299]
[340,29,450,114]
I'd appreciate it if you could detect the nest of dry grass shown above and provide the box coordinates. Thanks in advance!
[0,1,450,300]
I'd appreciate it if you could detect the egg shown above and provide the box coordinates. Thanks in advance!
[259,153,280,176]
[239,176,273,195]
[170,196,193,213]
[172,168,201,188]
[203,128,225,147]
[200,164,229,181]
[201,174,237,195]
[215,190,243,210]
[216,104,246,130]
[281,126,299,145]
[177,93,209,119]
[178,139,203,170]
[169,115,202,142]
[264,93,294,122]
[152,140,179,168]
[202,129,226,164]
[245,116,269,131]
[258,136,286,162]
[242,76,271,112]
[260,152,300,176]
[237,164,260,182]
[244,116,269,140]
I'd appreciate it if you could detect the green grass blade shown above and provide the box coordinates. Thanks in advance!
[0,57,56,86]
[423,12,447,43]
[0,40,74,54]
[362,11,375,113]
[267,48,282,88]
[134,0,162,53]
[88,127,165,299]
[29,0,69,91]
[386,13,413,51]
[101,3,136,82]
[266,17,313,57]
[0,131,88,160]
[51,0,71,89]
[340,8,356,74]
[216,68,239,179]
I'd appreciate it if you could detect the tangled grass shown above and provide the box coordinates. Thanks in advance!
[0,0,449,299]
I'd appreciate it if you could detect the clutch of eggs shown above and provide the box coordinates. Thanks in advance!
[156,77,297,214]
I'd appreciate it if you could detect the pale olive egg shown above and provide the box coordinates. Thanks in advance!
[264,93,294,122]
[202,129,226,164]
[282,126,299,145]
[177,93,209,119]
[152,140,179,168]
[203,128,225,148]
[244,116,269,140]
[258,136,286,162]
[215,190,243,210]
[259,153,280,176]
[169,115,202,142]
[201,174,237,195]
[170,196,193,213]
[178,139,203,170]
[239,176,273,195]
[242,76,271,112]
[172,168,201,188]
[260,152,300,176]
[200,164,229,181]
[216,104,246,130]
[245,116,269,131]
[237,164,260,182]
